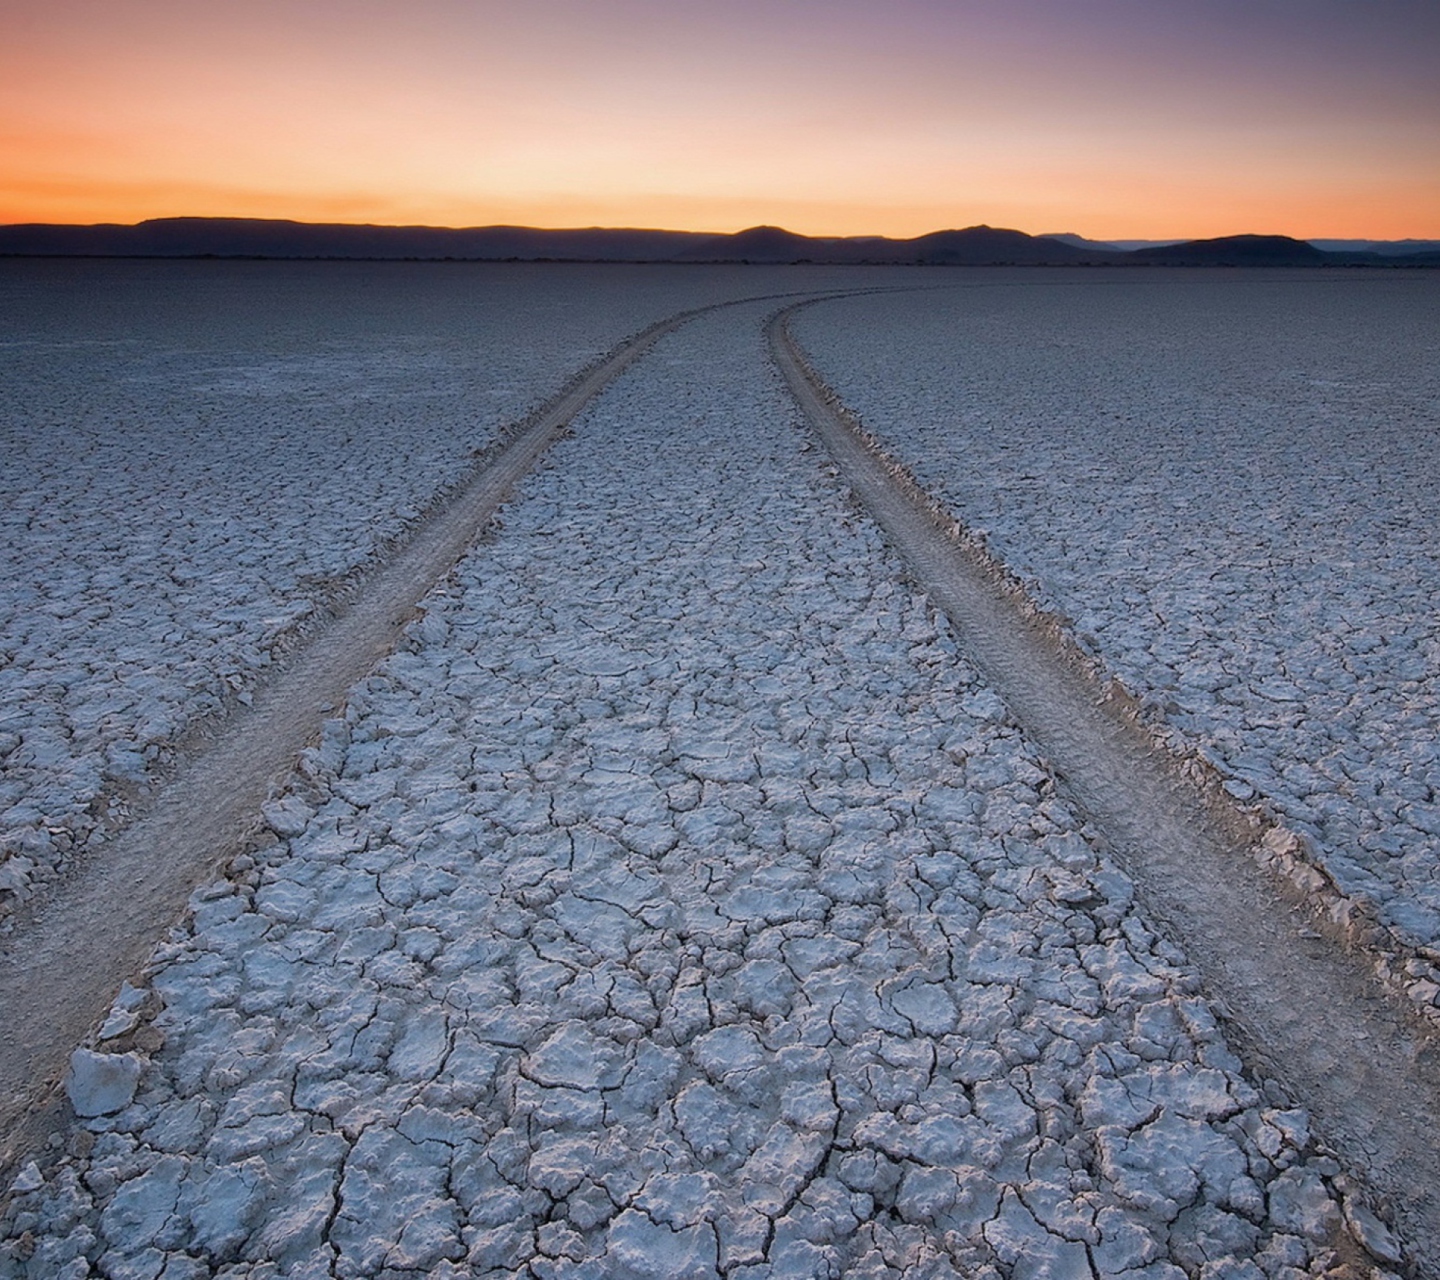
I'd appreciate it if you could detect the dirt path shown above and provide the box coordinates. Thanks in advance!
[771,302,1440,1273]
[0,303,730,1170]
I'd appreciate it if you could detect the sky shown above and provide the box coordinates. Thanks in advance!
[2,0,1438,239]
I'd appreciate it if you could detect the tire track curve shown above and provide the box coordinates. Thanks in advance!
[770,300,1440,1274]
[0,296,732,1169]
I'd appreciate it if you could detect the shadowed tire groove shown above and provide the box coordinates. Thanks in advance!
[771,300,1440,1275]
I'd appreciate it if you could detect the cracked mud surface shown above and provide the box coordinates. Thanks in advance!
[0,302,1404,1278]
[774,303,1440,1272]
[0,294,718,1165]
[0,260,871,915]
[789,274,1440,958]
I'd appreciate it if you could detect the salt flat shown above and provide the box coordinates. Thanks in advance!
[794,270,1440,958]
[0,299,1390,1278]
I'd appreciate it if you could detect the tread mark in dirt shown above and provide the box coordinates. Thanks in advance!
[0,296,745,1170]
[770,298,1440,1274]
[0,284,896,1173]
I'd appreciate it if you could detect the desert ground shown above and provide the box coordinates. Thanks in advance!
[1,261,1436,1278]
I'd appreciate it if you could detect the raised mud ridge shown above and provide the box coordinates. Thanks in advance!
[0,303,714,1170]
[771,301,1440,1272]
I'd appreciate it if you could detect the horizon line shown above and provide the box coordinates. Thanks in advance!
[3,216,1438,246]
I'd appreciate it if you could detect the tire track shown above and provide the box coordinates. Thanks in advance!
[0,298,723,1169]
[770,300,1440,1273]
[0,284,901,1173]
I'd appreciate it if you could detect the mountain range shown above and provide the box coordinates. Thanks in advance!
[2,218,1437,267]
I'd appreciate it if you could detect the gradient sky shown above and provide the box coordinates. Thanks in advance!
[3,0,1438,238]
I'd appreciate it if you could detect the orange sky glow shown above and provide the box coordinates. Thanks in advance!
[3,0,1438,240]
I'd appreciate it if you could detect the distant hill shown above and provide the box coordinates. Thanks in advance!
[1048,231,1440,260]
[904,227,1097,264]
[1310,238,1440,256]
[674,224,846,263]
[1041,232,1188,252]
[1,218,1435,267]
[0,218,710,261]
[1127,234,1330,267]
[1124,234,1440,268]
[674,224,1104,265]
[0,218,1117,265]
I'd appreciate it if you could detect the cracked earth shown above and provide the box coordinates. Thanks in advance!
[1,291,1417,1279]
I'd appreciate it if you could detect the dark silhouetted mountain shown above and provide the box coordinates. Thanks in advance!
[1,218,1435,267]
[1046,232,1440,258]
[0,218,710,261]
[1124,234,1440,267]
[1040,232,1190,252]
[1040,232,1113,250]
[1127,234,1331,267]
[902,227,1100,264]
[675,225,838,262]
[1310,238,1440,256]
[0,218,1118,265]
[674,224,1111,264]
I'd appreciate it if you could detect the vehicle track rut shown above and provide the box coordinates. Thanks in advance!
[0,284,903,1177]
[771,300,1440,1274]
[0,299,727,1169]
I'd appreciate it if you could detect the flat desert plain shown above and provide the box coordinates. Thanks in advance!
[1,261,1436,1279]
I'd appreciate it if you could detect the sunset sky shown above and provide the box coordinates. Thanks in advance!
[3,0,1438,239]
